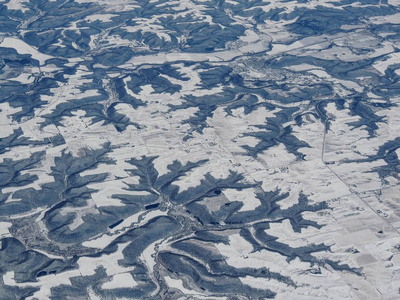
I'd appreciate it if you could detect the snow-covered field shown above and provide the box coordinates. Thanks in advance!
[1,0,400,299]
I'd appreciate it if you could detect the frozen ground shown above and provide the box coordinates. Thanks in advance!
[0,0,400,299]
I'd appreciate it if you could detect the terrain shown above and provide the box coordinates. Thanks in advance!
[1,0,400,299]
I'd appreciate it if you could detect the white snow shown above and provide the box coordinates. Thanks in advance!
[102,273,137,289]
[0,37,53,65]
